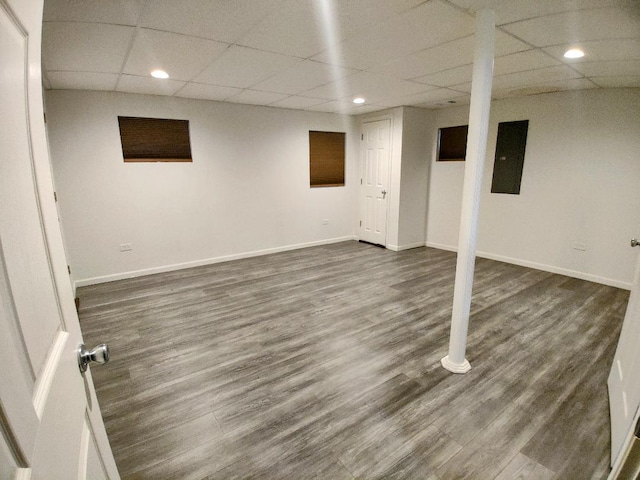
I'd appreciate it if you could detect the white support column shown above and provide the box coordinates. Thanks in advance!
[441,9,495,374]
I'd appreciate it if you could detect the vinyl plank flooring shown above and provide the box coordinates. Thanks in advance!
[521,324,617,479]
[494,453,555,480]
[435,299,619,479]
[78,241,627,479]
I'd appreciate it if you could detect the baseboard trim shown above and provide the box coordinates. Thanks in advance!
[76,236,358,288]
[425,242,632,290]
[387,242,426,252]
[425,241,458,253]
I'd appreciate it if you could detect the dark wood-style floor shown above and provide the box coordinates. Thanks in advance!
[78,242,629,480]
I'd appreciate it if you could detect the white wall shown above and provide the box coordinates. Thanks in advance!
[398,107,435,249]
[45,90,359,285]
[426,88,640,289]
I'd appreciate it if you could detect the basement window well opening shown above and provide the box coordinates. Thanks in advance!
[309,130,345,187]
[118,116,193,163]
[437,125,468,161]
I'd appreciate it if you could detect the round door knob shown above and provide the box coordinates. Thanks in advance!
[632,238,640,248]
[78,343,110,373]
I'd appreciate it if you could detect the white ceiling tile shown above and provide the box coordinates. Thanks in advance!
[46,71,119,91]
[312,1,475,70]
[447,0,632,25]
[452,64,587,93]
[306,101,383,115]
[364,85,441,107]
[116,75,186,96]
[193,46,303,88]
[572,60,640,77]
[349,74,437,100]
[406,89,471,108]
[502,7,640,47]
[330,0,428,33]
[226,90,290,106]
[123,29,228,81]
[494,30,534,56]
[372,36,476,79]
[39,0,640,111]
[590,76,640,88]
[297,81,345,100]
[304,101,347,113]
[236,0,332,58]
[340,104,386,115]
[490,65,584,89]
[138,0,283,43]
[302,71,430,102]
[414,50,588,89]
[492,78,599,99]
[372,29,528,81]
[43,0,146,25]
[543,39,640,63]
[42,22,135,73]
[237,0,426,59]
[451,82,472,93]
[175,83,242,101]
[252,60,358,95]
[413,65,474,87]
[493,49,562,76]
[269,96,330,109]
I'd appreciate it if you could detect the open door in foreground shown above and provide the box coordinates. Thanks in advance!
[0,0,119,478]
[608,241,640,475]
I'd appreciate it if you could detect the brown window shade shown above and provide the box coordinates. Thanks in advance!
[118,116,192,162]
[309,131,345,187]
[437,125,468,161]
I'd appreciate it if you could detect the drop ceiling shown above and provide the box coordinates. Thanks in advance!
[42,0,640,114]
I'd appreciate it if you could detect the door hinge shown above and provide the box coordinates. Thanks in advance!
[67,265,71,275]
[359,220,362,227]
[360,178,363,185]
[361,133,364,140]
[54,191,57,202]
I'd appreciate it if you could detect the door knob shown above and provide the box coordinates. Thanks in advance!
[381,190,387,199]
[632,238,640,248]
[78,343,110,373]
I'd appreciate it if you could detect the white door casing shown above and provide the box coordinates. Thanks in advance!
[0,0,119,478]
[608,247,640,468]
[359,119,391,246]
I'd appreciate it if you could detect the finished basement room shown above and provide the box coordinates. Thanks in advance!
[2,0,639,479]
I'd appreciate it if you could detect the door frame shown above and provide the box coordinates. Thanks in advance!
[358,113,395,247]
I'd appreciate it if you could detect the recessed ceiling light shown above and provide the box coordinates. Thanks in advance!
[151,69,169,79]
[353,97,365,104]
[563,48,585,59]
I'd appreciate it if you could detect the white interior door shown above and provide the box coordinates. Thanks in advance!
[359,119,391,246]
[608,243,640,467]
[0,0,119,478]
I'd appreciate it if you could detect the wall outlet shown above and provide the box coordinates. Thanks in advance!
[119,243,133,252]
[322,219,329,226]
[573,242,587,251]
